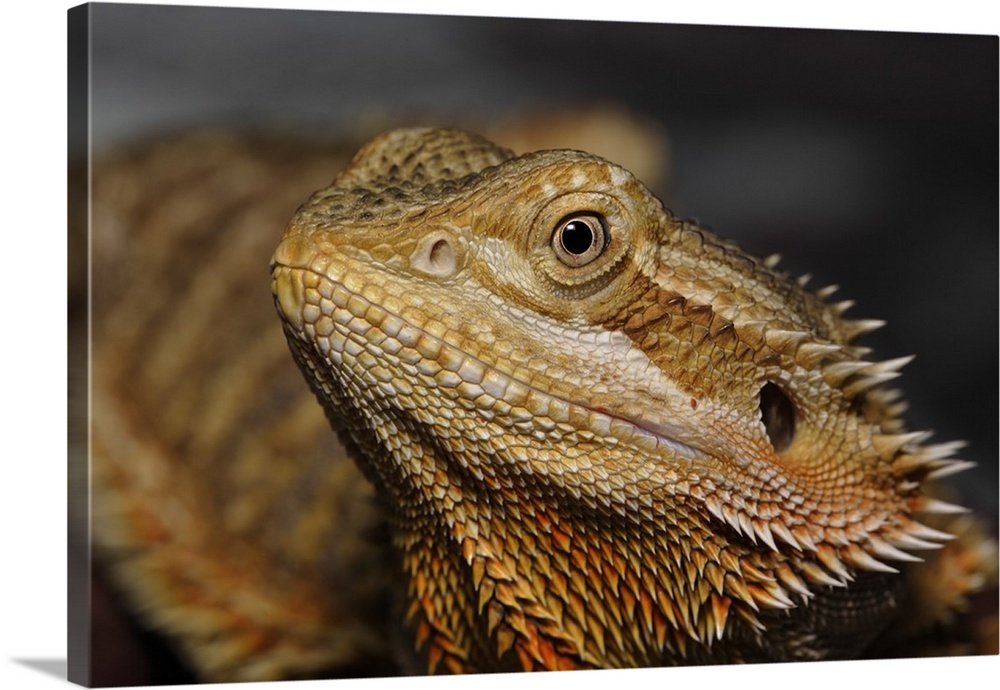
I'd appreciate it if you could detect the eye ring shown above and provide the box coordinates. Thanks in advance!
[551,213,609,267]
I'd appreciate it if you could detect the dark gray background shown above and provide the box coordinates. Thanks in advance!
[87,3,997,515]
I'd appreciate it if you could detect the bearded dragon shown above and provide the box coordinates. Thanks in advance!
[83,125,995,683]
[270,127,995,671]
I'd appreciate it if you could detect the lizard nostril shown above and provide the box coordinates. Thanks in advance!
[759,382,795,453]
[411,231,458,277]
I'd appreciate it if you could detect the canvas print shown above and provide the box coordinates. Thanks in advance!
[68,3,999,686]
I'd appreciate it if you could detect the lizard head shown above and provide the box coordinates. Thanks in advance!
[271,127,968,669]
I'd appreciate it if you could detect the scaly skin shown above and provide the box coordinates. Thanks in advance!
[84,132,396,682]
[271,127,980,671]
[81,118,677,683]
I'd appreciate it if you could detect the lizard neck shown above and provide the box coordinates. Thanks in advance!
[369,424,758,670]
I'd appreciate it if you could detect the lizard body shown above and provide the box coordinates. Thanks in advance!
[84,132,396,682]
[83,125,995,683]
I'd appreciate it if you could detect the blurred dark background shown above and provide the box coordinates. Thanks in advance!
[87,2,997,516]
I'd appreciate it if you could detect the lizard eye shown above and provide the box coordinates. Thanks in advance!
[552,213,608,267]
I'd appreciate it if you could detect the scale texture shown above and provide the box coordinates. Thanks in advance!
[270,128,994,672]
[84,125,996,683]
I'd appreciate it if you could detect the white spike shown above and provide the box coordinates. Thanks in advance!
[832,299,856,315]
[798,561,846,588]
[754,520,778,552]
[824,360,872,381]
[768,521,802,551]
[865,535,923,563]
[791,526,818,552]
[915,497,969,515]
[916,440,967,461]
[873,430,933,457]
[843,371,901,396]
[762,583,796,609]
[926,460,977,481]
[797,273,813,287]
[815,546,852,581]
[775,565,812,598]
[886,532,943,551]
[893,454,935,475]
[738,512,757,543]
[703,496,725,523]
[845,318,886,336]
[903,521,956,543]
[815,284,840,299]
[765,328,810,349]
[795,342,842,366]
[721,504,742,535]
[867,355,915,374]
[902,429,935,446]
[867,387,904,404]
[843,545,898,574]
[763,253,782,269]
[882,402,910,418]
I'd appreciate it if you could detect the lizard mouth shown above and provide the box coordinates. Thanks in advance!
[272,261,703,462]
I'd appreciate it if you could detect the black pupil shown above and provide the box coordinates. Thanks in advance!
[561,220,596,255]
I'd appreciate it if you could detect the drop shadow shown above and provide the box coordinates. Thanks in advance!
[12,658,67,680]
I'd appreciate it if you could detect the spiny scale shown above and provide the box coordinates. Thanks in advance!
[271,127,982,672]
